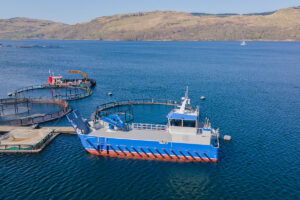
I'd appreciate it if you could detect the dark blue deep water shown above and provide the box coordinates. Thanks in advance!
[0,40,299,200]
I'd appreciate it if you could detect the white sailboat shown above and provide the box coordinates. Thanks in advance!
[240,40,247,46]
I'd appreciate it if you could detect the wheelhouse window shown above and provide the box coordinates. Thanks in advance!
[183,120,196,127]
[170,119,182,126]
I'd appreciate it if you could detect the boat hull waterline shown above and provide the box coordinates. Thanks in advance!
[78,134,218,162]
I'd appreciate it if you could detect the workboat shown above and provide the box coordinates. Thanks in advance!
[67,88,220,162]
[47,70,96,88]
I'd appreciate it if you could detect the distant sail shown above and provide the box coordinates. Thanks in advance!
[241,40,246,46]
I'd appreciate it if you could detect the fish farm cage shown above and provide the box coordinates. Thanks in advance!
[9,84,92,101]
[0,98,72,126]
[91,98,195,123]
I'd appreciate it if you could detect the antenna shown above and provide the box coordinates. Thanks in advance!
[179,86,190,113]
[185,86,188,99]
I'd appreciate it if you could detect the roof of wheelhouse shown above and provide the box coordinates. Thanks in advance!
[167,112,197,120]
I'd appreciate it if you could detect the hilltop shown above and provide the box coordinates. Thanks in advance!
[0,6,299,41]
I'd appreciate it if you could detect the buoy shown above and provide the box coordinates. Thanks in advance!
[223,135,231,141]
[200,96,205,100]
[108,92,112,96]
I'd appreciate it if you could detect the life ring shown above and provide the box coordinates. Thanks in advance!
[198,122,204,128]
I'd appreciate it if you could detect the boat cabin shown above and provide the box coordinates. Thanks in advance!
[167,87,199,135]
[167,110,199,135]
[48,76,63,85]
[168,112,197,127]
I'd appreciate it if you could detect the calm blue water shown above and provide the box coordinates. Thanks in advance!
[0,40,299,200]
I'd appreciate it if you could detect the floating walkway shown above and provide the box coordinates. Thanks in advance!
[0,126,75,153]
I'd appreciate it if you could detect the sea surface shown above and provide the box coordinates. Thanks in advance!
[0,40,299,200]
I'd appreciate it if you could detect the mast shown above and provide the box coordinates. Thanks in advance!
[179,86,190,113]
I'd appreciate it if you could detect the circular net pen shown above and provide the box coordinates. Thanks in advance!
[0,98,72,126]
[92,102,135,123]
[9,85,92,101]
[91,99,195,124]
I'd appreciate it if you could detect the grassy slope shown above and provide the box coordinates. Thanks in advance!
[0,7,299,41]
[0,18,69,39]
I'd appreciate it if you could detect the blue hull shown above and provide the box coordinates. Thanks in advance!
[78,134,218,162]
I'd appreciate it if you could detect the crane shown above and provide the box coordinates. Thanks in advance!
[68,70,88,82]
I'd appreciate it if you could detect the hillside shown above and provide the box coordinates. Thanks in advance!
[0,6,299,41]
[0,18,69,39]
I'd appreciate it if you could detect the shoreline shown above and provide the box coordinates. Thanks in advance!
[1,39,299,42]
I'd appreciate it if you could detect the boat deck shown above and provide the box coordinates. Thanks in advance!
[88,127,212,145]
[89,128,171,143]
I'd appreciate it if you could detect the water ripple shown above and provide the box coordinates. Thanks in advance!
[1,41,300,200]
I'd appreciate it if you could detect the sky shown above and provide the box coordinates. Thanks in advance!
[0,0,299,24]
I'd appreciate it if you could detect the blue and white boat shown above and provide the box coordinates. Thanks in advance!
[67,88,220,162]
